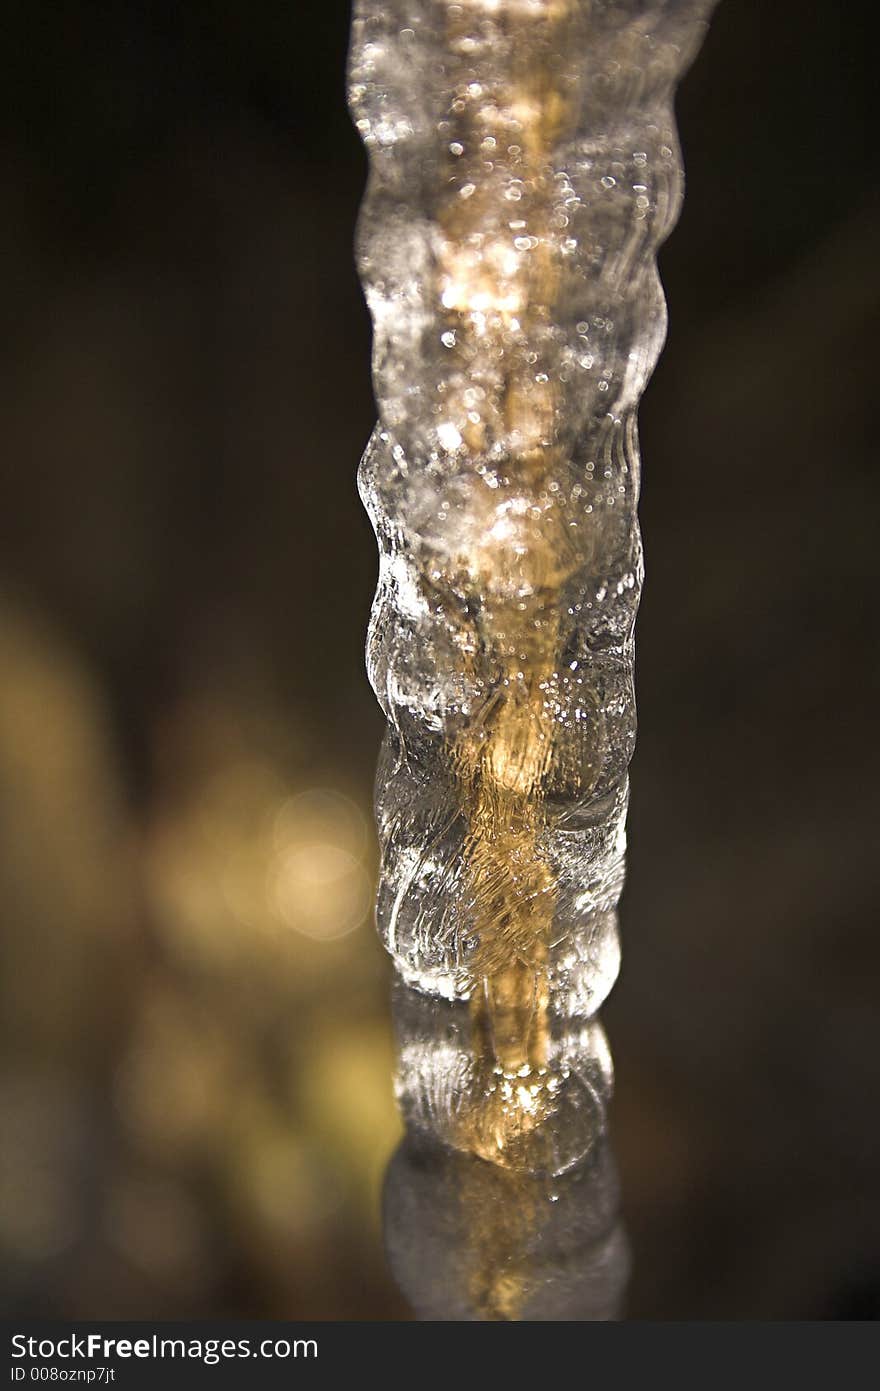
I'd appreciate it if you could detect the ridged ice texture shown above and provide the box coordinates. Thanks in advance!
[384,1123,628,1319]
[391,981,615,1175]
[351,1,713,1005]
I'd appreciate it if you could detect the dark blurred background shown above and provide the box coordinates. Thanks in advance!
[0,0,877,1319]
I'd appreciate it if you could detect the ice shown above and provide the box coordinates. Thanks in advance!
[351,2,715,1196]
[351,1,713,1013]
[384,1108,628,1319]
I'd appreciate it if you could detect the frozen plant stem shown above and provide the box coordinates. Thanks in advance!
[351,0,714,1165]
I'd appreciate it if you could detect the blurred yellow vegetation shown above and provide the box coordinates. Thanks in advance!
[0,602,400,1315]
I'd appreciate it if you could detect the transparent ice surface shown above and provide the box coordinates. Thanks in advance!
[384,1121,627,1319]
[351,1,714,1009]
[392,980,614,1175]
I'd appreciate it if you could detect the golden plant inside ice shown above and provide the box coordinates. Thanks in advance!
[433,0,588,1087]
